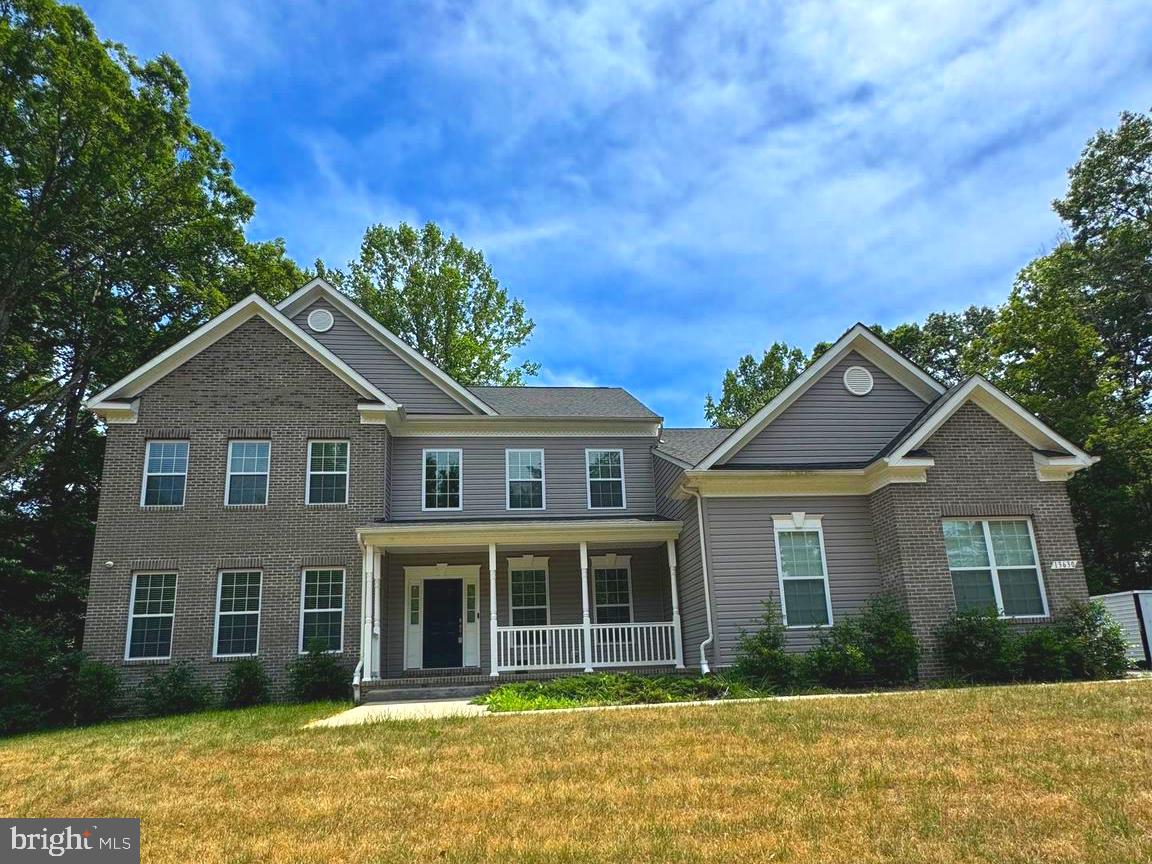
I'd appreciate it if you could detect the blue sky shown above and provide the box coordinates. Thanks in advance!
[82,0,1152,426]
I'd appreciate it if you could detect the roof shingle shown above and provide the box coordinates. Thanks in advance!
[467,386,660,419]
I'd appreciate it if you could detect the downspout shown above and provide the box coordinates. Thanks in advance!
[688,488,714,675]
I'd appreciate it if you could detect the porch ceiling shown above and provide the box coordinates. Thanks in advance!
[357,517,682,549]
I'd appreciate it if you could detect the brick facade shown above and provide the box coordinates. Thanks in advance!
[85,318,385,694]
[868,402,1087,675]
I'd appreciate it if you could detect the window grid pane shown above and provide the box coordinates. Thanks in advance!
[143,441,188,506]
[988,520,1037,567]
[942,519,1046,618]
[587,451,624,509]
[594,567,631,622]
[424,450,461,509]
[783,579,829,626]
[943,520,991,568]
[302,569,344,652]
[778,531,825,579]
[128,574,177,658]
[951,569,998,612]
[999,568,1045,616]
[307,442,348,504]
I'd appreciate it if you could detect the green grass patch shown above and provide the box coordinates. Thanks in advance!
[475,671,772,711]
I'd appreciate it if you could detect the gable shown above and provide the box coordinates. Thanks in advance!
[721,351,928,467]
[292,299,470,415]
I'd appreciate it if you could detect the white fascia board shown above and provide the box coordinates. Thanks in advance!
[357,517,683,548]
[695,325,945,470]
[85,294,399,410]
[885,376,1095,469]
[87,399,139,424]
[277,277,497,416]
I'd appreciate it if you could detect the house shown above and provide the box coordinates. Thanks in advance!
[83,278,1098,698]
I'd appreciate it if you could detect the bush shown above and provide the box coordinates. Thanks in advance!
[1051,601,1129,680]
[937,609,1016,683]
[805,595,921,688]
[805,621,872,688]
[221,658,271,708]
[69,659,122,725]
[477,672,766,711]
[287,643,350,702]
[136,662,213,717]
[0,622,81,735]
[731,599,803,690]
[1015,626,1070,682]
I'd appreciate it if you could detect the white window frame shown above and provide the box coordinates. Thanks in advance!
[507,556,551,626]
[943,517,1050,619]
[422,448,463,511]
[772,513,834,628]
[224,440,271,507]
[124,573,179,661]
[305,439,350,506]
[505,448,546,511]
[212,570,263,658]
[585,448,627,510]
[590,554,634,624]
[139,440,189,508]
[298,568,346,654]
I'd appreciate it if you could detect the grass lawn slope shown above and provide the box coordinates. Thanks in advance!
[2,682,1151,863]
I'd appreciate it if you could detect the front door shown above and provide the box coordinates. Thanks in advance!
[422,578,463,668]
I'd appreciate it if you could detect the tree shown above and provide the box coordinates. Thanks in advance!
[704,342,808,428]
[335,221,537,385]
[872,307,996,386]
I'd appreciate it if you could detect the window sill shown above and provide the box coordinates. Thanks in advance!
[223,504,268,510]
[124,657,170,665]
[212,654,258,662]
[305,502,349,508]
[139,505,184,512]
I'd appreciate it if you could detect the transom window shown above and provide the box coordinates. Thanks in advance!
[593,557,633,624]
[509,563,549,627]
[214,571,262,656]
[300,569,344,652]
[126,573,177,659]
[586,449,625,509]
[141,441,188,507]
[226,441,270,506]
[943,518,1048,617]
[773,515,833,627]
[423,449,462,510]
[307,441,349,505]
[506,449,544,510]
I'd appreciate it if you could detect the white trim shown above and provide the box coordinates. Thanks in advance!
[943,517,1050,619]
[359,517,682,549]
[298,567,347,654]
[842,365,874,396]
[139,440,189,508]
[421,447,463,511]
[306,307,334,333]
[86,293,399,411]
[507,555,551,626]
[277,278,496,416]
[87,399,138,424]
[358,410,661,437]
[402,563,482,670]
[886,376,1096,472]
[212,570,263,658]
[586,447,627,510]
[771,514,834,629]
[505,448,546,511]
[224,440,271,507]
[306,439,350,506]
[590,554,634,624]
[696,324,945,469]
[681,462,930,497]
[124,572,178,661]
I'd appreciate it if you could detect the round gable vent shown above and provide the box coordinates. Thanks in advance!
[843,365,874,396]
[307,308,334,333]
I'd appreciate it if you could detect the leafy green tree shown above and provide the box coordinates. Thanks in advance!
[704,342,808,427]
[872,308,996,385]
[334,221,537,385]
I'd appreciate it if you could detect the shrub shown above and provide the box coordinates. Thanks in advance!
[221,658,271,708]
[1015,626,1070,682]
[1050,601,1129,680]
[69,659,122,725]
[731,599,802,690]
[0,622,81,735]
[136,662,213,717]
[287,643,350,702]
[805,621,872,688]
[477,672,766,711]
[936,610,1015,682]
[805,595,921,688]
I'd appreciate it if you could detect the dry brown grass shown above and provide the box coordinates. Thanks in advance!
[2,681,1151,863]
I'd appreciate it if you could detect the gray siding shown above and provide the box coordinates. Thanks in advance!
[703,495,884,665]
[292,298,471,414]
[380,546,672,675]
[654,453,710,670]
[389,436,657,520]
[1093,593,1148,663]
[723,352,927,466]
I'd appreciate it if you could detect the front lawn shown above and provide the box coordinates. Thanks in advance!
[2,682,1151,862]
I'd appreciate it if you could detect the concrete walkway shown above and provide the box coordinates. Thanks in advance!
[307,698,488,727]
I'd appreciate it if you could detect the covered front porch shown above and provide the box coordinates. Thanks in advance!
[355,518,685,685]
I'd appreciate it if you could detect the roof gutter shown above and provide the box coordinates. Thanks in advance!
[687,488,714,675]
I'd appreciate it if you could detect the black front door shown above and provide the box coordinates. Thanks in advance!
[422,579,463,668]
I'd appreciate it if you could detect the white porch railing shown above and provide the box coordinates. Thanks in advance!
[591,622,678,667]
[494,622,678,672]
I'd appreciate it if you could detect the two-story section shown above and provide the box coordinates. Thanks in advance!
[84,279,685,693]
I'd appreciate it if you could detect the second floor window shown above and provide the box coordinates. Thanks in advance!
[586,449,625,509]
[141,441,188,507]
[225,441,270,506]
[307,441,348,505]
[506,449,544,510]
[423,449,461,510]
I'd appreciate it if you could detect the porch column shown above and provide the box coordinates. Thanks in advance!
[488,542,499,677]
[667,539,685,669]
[372,549,382,680]
[580,541,594,672]
[361,544,374,680]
